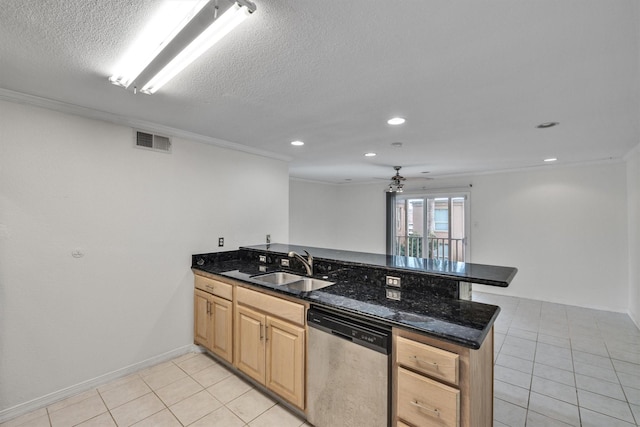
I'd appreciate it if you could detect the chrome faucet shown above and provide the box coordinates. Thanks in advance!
[288,250,313,276]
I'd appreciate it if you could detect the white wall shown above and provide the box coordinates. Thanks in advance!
[290,162,630,312]
[628,146,640,326]
[289,180,386,253]
[469,164,628,312]
[289,179,342,249]
[0,100,289,415]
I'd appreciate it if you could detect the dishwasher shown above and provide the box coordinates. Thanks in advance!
[306,307,391,427]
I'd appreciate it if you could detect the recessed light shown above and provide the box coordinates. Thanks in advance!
[537,122,559,129]
[290,140,304,146]
[364,152,376,157]
[391,142,403,148]
[387,117,406,125]
[544,158,557,162]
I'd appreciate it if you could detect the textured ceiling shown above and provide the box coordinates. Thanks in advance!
[1,0,639,184]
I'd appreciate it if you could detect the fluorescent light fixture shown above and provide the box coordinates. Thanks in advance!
[109,0,209,89]
[109,0,255,94]
[364,152,376,157]
[291,140,305,146]
[142,2,252,94]
[544,158,557,162]
[387,117,405,125]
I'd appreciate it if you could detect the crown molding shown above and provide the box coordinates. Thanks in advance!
[0,88,293,163]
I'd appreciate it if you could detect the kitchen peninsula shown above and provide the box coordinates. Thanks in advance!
[191,244,517,427]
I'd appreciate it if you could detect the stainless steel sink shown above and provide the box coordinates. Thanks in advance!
[286,277,335,292]
[251,272,335,291]
[251,271,302,285]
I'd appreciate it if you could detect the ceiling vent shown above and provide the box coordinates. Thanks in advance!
[135,130,171,153]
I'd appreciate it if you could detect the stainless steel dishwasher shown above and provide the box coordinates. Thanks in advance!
[307,307,391,427]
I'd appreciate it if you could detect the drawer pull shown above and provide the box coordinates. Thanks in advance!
[412,355,439,369]
[410,399,440,417]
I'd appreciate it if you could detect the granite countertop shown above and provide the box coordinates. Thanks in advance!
[242,243,517,287]
[192,249,503,349]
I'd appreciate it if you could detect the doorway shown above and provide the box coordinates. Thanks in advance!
[392,194,468,261]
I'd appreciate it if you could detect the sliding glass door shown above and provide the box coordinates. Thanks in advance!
[392,194,468,262]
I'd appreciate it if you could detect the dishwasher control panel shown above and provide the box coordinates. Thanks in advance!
[307,308,390,354]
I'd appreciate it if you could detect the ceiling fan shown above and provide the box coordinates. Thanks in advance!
[381,166,432,192]
[387,166,406,192]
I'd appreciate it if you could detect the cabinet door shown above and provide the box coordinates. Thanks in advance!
[194,290,212,348]
[235,305,266,384]
[211,295,233,363]
[266,316,305,409]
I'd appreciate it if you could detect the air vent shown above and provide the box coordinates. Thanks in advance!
[135,130,171,153]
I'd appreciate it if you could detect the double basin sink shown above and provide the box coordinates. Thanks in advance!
[250,271,335,292]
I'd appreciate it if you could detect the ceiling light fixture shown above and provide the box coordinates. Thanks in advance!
[544,158,557,162]
[364,152,376,157]
[290,140,304,146]
[537,122,559,129]
[386,166,406,193]
[109,0,256,94]
[387,117,406,125]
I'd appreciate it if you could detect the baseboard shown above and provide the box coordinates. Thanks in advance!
[630,309,640,330]
[0,344,202,424]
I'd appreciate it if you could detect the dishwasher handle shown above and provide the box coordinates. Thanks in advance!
[331,329,355,342]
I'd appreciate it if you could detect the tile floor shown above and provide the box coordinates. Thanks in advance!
[1,352,309,427]
[473,292,640,427]
[3,292,639,427]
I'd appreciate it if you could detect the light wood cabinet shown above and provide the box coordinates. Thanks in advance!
[194,275,233,363]
[235,305,266,383]
[397,367,460,427]
[266,316,305,407]
[235,286,306,409]
[393,327,493,427]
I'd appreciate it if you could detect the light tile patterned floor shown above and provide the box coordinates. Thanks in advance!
[1,353,309,427]
[473,292,640,427]
[3,292,639,427]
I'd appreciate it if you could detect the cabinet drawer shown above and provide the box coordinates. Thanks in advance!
[396,336,459,385]
[397,367,460,427]
[195,275,233,300]
[236,286,305,326]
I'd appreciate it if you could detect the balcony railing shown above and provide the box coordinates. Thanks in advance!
[395,235,465,262]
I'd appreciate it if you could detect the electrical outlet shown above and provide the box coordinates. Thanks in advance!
[386,276,401,287]
[259,255,267,263]
[281,259,290,267]
[218,237,224,247]
[386,288,401,301]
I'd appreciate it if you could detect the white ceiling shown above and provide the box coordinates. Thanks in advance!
[1,1,638,184]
